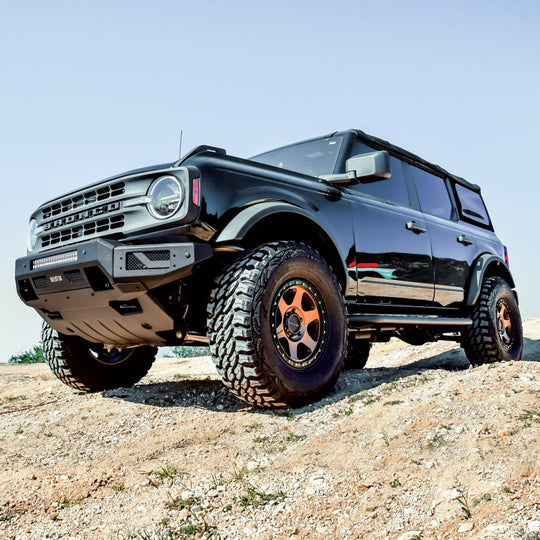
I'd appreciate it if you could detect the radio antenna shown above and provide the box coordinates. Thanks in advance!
[178,130,183,159]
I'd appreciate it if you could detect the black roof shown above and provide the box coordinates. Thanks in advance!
[350,129,480,192]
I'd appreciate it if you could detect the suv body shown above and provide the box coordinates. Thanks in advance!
[15,129,523,406]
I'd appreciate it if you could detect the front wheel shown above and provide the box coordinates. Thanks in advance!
[207,242,347,407]
[42,323,157,392]
[462,276,523,366]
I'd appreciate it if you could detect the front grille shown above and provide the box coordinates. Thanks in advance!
[42,182,125,219]
[41,215,125,248]
[31,166,187,253]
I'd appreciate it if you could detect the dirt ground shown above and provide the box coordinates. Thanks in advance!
[1,320,539,540]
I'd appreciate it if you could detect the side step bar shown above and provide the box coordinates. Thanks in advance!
[348,314,472,328]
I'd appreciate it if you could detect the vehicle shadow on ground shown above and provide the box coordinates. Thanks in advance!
[312,346,470,414]
[103,378,245,412]
[522,337,540,362]
[104,338,540,414]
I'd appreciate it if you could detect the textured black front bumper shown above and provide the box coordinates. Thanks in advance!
[15,239,213,346]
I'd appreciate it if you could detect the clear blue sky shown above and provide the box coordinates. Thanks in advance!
[2,0,539,361]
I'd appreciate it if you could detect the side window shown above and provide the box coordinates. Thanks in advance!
[411,166,453,219]
[352,141,377,155]
[351,155,410,207]
[454,183,490,226]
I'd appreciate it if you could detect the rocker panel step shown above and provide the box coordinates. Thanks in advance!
[348,314,472,328]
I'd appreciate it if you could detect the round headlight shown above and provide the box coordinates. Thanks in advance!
[27,218,38,252]
[147,175,184,219]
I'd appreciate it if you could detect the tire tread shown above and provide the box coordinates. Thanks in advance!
[463,276,522,365]
[207,241,346,407]
[42,323,157,392]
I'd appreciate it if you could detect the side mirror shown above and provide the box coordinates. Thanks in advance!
[346,151,391,182]
[319,151,391,185]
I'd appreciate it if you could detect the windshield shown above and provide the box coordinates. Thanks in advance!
[251,136,343,177]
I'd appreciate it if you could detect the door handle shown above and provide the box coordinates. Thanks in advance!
[457,235,474,246]
[406,220,427,234]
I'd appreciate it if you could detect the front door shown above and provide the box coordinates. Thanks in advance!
[347,156,434,306]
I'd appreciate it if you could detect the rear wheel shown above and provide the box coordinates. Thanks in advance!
[207,241,347,407]
[42,323,157,391]
[463,276,523,365]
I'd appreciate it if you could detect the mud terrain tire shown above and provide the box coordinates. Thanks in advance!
[42,323,157,392]
[463,276,523,365]
[207,241,347,407]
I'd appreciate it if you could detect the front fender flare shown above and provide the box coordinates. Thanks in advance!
[214,202,316,245]
[213,201,353,295]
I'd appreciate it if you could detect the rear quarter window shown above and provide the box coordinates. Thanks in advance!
[454,183,491,227]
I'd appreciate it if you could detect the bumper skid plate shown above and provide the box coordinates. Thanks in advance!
[15,239,213,346]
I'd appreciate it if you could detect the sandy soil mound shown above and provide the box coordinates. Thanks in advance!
[1,320,539,539]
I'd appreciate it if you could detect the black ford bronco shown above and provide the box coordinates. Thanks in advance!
[15,129,523,407]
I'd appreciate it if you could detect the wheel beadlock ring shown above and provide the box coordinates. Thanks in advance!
[496,298,514,351]
[270,279,327,369]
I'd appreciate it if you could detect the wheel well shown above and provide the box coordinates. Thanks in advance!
[240,212,347,290]
[483,260,515,289]
[466,256,516,308]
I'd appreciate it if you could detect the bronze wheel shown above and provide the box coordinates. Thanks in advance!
[496,299,513,349]
[208,241,347,407]
[271,280,327,369]
[463,276,522,365]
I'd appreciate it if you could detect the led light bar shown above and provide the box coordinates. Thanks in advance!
[32,250,78,270]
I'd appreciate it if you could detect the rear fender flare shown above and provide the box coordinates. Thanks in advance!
[466,253,516,307]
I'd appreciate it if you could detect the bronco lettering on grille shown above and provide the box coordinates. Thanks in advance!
[42,202,121,231]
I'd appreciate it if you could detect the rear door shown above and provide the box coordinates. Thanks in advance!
[408,165,500,308]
